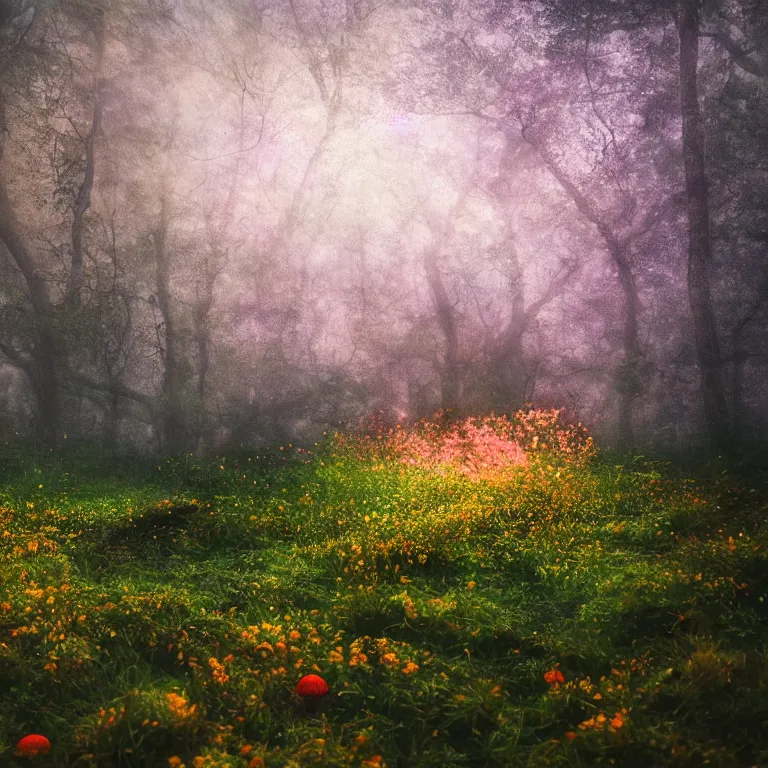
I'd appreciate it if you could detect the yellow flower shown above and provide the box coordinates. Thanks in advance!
[168,757,184,768]
[208,657,229,685]
[166,692,197,721]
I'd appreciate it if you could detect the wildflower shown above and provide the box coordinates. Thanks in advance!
[208,657,229,685]
[402,661,419,674]
[578,716,597,730]
[168,757,184,768]
[544,666,565,685]
[166,692,198,721]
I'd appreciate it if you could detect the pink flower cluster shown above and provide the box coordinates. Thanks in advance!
[387,417,529,481]
[335,410,596,478]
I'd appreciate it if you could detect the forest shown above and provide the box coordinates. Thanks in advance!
[0,0,765,455]
[2,1,768,767]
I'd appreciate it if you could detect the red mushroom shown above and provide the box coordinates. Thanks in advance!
[295,673,329,713]
[15,734,51,757]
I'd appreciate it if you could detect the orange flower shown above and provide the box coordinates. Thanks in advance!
[543,666,565,685]
[610,709,628,729]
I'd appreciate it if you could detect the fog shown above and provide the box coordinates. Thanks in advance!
[0,0,766,455]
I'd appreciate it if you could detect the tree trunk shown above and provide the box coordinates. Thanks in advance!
[0,179,60,444]
[33,325,61,445]
[67,6,105,309]
[193,257,216,455]
[679,0,731,449]
[153,197,185,453]
[730,326,746,445]
[424,248,460,412]
[490,244,527,411]
[607,239,642,448]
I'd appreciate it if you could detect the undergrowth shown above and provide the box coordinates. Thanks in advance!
[1,410,767,767]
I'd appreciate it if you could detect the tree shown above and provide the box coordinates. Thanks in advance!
[679,0,731,449]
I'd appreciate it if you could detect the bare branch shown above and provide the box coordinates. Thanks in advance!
[701,30,767,79]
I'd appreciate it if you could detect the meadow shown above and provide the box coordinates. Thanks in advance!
[1,410,767,767]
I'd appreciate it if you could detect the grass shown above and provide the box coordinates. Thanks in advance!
[1,411,767,767]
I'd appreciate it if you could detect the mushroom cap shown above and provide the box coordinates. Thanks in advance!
[295,673,329,698]
[16,733,51,756]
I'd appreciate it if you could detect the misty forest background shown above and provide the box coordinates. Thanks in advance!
[0,0,766,457]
